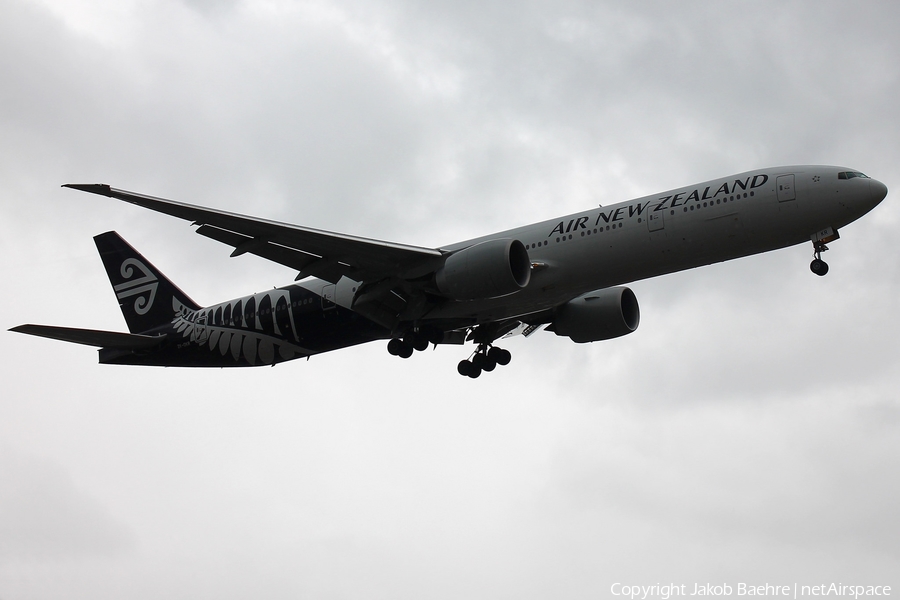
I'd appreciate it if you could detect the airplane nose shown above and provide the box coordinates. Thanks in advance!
[870,178,888,204]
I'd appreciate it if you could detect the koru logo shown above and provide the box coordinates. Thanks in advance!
[114,258,159,315]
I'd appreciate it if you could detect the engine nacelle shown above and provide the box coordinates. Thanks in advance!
[436,239,531,300]
[548,287,640,343]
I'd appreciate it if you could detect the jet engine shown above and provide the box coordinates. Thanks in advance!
[547,287,640,343]
[436,239,531,300]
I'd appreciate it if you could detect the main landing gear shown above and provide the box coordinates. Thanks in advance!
[386,325,513,378]
[386,328,441,358]
[810,240,829,276]
[457,344,511,379]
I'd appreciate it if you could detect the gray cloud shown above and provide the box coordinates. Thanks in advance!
[0,445,135,561]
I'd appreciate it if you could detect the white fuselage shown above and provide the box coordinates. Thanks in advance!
[411,165,886,322]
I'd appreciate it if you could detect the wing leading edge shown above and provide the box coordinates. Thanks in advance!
[63,184,444,284]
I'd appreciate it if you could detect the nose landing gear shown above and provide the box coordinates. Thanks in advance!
[810,240,829,276]
[457,344,512,378]
[809,228,840,276]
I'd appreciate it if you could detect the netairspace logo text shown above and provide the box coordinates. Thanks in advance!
[610,583,892,600]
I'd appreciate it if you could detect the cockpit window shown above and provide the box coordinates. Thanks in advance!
[838,171,869,179]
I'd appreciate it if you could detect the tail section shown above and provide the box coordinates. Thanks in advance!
[94,231,200,333]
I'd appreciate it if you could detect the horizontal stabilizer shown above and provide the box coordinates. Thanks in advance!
[10,324,166,349]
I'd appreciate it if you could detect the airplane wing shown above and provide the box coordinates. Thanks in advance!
[63,184,445,284]
[10,324,166,349]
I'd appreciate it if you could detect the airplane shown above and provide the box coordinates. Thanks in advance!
[10,165,887,377]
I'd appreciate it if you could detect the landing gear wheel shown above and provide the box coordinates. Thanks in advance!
[387,338,404,356]
[457,344,511,376]
[397,342,414,358]
[810,239,830,277]
[489,347,511,366]
[810,258,829,276]
[464,360,481,378]
[410,335,430,352]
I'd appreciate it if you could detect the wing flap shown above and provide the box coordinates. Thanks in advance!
[196,225,318,270]
[10,324,166,349]
[194,224,357,283]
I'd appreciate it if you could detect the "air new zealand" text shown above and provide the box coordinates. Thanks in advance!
[548,174,769,237]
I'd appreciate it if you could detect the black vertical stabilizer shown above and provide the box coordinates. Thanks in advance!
[94,231,201,334]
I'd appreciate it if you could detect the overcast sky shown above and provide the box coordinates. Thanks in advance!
[2,1,899,598]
